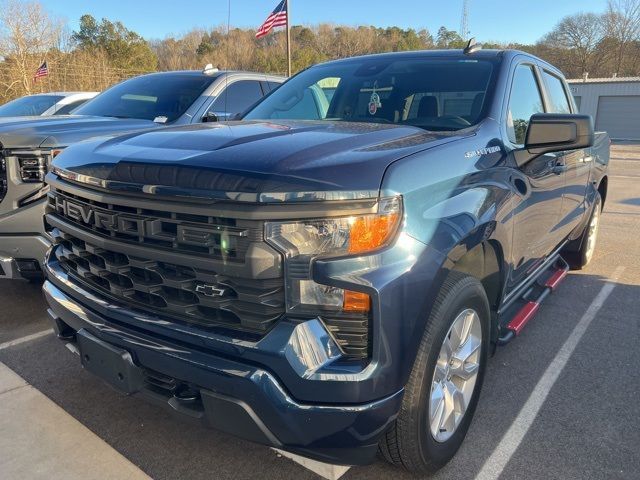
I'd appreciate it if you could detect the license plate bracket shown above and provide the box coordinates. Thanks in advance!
[77,329,144,395]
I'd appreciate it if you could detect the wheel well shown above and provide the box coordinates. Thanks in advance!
[451,241,503,343]
[598,176,608,209]
[451,241,503,311]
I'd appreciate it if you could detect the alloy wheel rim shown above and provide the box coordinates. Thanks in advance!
[429,308,482,443]
[585,203,600,262]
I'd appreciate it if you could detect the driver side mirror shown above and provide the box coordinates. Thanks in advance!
[202,111,219,123]
[515,113,594,167]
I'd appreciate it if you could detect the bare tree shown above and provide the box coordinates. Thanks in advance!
[543,13,604,76]
[7,0,640,107]
[0,0,63,96]
[605,0,640,75]
[152,29,205,71]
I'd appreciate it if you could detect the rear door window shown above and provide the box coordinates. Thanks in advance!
[543,71,572,114]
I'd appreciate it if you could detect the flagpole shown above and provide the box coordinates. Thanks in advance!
[286,0,291,77]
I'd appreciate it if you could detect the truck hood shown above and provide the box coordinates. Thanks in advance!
[0,115,157,149]
[53,120,469,198]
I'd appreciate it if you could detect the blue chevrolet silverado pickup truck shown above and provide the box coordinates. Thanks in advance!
[42,46,609,473]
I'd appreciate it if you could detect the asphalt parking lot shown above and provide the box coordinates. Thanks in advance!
[1,144,639,480]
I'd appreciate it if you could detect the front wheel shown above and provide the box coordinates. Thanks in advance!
[379,271,490,473]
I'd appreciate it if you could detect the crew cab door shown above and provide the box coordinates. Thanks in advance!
[505,64,566,290]
[540,70,592,237]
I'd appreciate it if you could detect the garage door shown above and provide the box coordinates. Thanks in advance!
[595,96,640,140]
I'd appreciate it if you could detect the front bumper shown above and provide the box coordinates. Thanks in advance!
[42,216,445,465]
[0,197,51,279]
[43,276,404,466]
[0,234,50,279]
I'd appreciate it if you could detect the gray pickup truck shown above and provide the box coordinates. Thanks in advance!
[43,47,609,472]
[0,68,283,280]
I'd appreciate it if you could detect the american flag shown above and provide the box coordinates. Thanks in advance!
[255,0,288,39]
[33,61,49,81]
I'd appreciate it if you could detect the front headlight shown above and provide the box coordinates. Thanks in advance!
[266,196,402,315]
[13,148,64,183]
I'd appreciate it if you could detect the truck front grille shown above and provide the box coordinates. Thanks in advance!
[51,229,284,334]
[47,186,371,358]
[47,186,285,335]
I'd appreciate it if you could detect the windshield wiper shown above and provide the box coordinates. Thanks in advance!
[415,126,459,132]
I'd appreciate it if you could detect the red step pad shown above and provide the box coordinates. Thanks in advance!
[506,301,540,335]
[545,268,568,290]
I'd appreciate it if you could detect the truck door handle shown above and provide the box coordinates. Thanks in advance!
[552,164,567,175]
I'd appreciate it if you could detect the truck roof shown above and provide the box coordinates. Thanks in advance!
[135,70,286,81]
[317,48,565,78]
[321,48,504,64]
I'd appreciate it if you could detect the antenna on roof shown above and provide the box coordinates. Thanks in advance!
[203,63,219,75]
[463,37,482,55]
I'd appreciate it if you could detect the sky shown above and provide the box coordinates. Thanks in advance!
[38,0,609,45]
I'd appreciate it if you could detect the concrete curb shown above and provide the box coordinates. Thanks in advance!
[0,362,151,480]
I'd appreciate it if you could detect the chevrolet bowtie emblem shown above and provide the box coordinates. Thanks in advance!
[195,284,227,297]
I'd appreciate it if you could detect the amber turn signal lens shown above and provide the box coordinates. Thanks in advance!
[348,213,399,254]
[343,290,371,312]
[342,211,400,312]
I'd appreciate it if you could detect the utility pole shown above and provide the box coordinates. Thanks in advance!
[460,0,470,40]
[286,0,292,77]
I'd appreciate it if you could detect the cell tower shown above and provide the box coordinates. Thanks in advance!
[460,0,470,40]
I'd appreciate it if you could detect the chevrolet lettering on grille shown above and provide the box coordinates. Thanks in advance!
[53,196,248,248]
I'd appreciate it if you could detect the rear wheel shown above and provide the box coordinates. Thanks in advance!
[564,192,602,270]
[379,271,490,473]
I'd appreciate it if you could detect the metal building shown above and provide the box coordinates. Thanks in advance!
[568,77,640,141]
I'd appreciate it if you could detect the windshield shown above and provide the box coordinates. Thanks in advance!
[74,74,216,122]
[245,56,497,131]
[0,95,64,116]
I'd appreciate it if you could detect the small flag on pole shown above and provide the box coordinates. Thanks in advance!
[33,61,49,81]
[255,0,288,39]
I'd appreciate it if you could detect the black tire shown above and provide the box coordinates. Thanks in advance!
[379,271,490,473]
[563,192,602,270]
